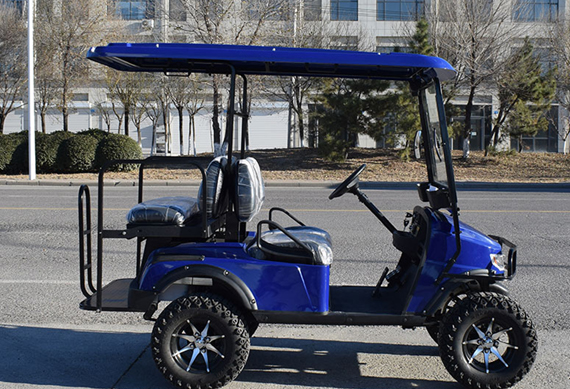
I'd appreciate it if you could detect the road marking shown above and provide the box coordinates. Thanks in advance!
[264,209,570,214]
[1,207,570,214]
[0,207,129,211]
[0,280,76,285]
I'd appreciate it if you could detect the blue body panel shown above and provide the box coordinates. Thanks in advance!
[138,210,501,316]
[407,211,502,313]
[140,242,330,312]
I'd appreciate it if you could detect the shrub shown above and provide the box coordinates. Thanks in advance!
[95,134,143,172]
[0,134,21,172]
[2,132,29,174]
[57,134,99,172]
[78,128,109,141]
[38,131,75,173]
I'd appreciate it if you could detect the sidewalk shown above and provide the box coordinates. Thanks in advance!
[2,178,570,191]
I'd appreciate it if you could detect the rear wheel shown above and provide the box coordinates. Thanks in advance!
[152,293,250,389]
[439,292,537,389]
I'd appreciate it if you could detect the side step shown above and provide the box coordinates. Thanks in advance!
[80,279,135,312]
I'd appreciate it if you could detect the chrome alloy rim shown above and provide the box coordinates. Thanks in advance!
[462,318,519,374]
[172,319,226,373]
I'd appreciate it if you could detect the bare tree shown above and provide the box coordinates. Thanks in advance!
[173,0,290,155]
[263,8,373,148]
[37,0,116,132]
[106,69,146,137]
[144,98,163,155]
[111,101,124,134]
[427,0,525,158]
[0,2,26,134]
[548,17,570,154]
[94,102,113,132]
[131,101,149,148]
[35,45,59,134]
[165,74,205,155]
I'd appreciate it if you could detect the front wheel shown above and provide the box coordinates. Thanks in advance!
[439,292,537,389]
[152,292,250,389]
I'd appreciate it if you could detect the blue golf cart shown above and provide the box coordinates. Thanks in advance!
[78,43,536,389]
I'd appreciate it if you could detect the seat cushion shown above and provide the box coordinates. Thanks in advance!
[127,196,199,226]
[250,226,333,265]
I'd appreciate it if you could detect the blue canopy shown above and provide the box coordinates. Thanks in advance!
[87,43,455,82]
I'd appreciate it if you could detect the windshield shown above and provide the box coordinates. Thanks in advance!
[421,82,449,188]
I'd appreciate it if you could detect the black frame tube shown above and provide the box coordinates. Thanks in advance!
[93,157,208,311]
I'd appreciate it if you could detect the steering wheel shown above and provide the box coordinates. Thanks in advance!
[329,164,366,200]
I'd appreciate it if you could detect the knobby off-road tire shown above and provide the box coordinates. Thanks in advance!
[152,292,250,389]
[426,323,440,344]
[439,292,537,389]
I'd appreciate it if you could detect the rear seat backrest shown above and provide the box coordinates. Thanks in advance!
[198,156,227,219]
[235,157,265,222]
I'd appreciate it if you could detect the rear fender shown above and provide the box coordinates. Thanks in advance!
[154,264,258,311]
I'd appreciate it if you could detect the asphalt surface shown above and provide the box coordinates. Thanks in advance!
[0,184,569,388]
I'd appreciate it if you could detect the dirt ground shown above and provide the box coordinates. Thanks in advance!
[1,148,569,183]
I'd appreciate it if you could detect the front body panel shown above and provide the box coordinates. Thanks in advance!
[407,210,503,313]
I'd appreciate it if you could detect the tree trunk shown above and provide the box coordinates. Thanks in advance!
[294,79,304,147]
[188,115,193,156]
[136,125,142,147]
[151,123,157,155]
[178,106,184,155]
[124,107,130,136]
[63,106,69,132]
[0,114,5,134]
[40,111,47,134]
[462,84,476,159]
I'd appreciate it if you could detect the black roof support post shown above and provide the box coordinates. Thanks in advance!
[225,66,240,242]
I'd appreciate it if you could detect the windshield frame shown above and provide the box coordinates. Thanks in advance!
[419,79,458,207]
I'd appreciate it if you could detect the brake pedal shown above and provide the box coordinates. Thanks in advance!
[372,267,389,297]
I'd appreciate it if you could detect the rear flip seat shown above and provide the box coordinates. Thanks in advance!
[126,156,227,226]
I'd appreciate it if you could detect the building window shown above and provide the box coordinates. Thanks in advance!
[111,1,154,20]
[377,0,424,21]
[330,36,359,50]
[245,1,291,21]
[510,106,559,152]
[169,0,187,22]
[5,0,23,13]
[304,0,322,21]
[514,0,558,22]
[331,0,358,21]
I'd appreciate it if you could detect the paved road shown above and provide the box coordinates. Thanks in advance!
[0,184,569,388]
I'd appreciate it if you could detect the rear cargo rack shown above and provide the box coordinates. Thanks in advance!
[78,157,211,311]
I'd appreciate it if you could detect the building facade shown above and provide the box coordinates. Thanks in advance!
[3,0,569,154]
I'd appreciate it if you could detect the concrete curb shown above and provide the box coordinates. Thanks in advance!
[2,178,570,191]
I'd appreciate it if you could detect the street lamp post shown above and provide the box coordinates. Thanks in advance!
[27,0,36,180]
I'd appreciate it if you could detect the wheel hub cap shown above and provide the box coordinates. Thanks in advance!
[463,318,519,373]
[172,319,225,373]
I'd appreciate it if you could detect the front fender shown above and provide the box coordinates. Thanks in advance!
[423,278,509,317]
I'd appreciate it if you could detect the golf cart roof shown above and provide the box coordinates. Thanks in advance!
[87,43,456,82]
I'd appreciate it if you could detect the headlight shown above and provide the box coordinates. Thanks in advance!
[490,253,506,272]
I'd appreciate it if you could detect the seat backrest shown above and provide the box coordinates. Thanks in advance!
[235,157,265,222]
[198,156,227,219]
